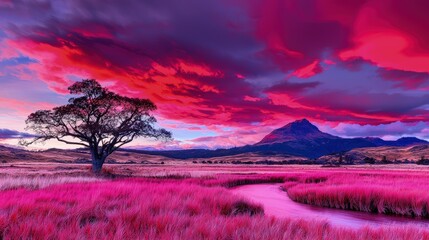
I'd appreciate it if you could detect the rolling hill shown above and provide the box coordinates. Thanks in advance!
[319,145,429,164]
[0,145,171,164]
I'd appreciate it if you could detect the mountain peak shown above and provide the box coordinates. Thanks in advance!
[286,118,317,130]
[256,119,338,145]
[295,118,310,124]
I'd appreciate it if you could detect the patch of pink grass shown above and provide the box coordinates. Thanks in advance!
[190,173,287,188]
[0,176,102,190]
[0,179,263,239]
[0,178,428,239]
[283,171,429,218]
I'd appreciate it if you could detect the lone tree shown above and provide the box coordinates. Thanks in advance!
[22,79,172,173]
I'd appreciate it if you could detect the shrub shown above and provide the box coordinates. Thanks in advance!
[221,200,264,216]
[364,157,376,164]
[381,156,391,164]
[417,156,429,165]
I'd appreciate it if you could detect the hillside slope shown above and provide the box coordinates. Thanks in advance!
[319,145,429,163]
[0,145,171,164]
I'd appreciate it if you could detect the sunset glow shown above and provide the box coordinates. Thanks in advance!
[1,0,429,149]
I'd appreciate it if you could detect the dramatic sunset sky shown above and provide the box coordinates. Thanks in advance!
[1,0,429,149]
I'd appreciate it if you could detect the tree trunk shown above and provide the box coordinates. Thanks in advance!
[91,151,104,174]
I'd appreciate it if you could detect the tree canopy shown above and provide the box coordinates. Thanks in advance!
[23,79,171,173]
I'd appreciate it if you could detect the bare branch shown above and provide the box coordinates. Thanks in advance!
[55,137,90,147]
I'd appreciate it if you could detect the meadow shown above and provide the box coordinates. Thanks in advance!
[283,170,429,218]
[1,163,429,239]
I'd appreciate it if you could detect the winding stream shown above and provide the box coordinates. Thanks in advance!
[231,183,429,229]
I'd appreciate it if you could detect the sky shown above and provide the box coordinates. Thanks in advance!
[1,0,429,149]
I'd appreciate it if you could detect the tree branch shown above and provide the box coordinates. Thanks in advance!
[55,137,89,147]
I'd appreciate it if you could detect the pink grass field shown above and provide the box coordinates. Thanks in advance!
[1,168,429,239]
[282,170,429,218]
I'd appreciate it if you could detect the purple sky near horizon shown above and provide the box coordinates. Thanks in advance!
[1,0,429,149]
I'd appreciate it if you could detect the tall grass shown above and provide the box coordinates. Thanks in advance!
[0,176,102,191]
[0,179,264,239]
[190,173,287,188]
[283,171,429,218]
[0,178,428,239]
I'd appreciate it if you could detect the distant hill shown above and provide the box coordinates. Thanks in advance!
[139,119,428,159]
[0,145,171,164]
[319,145,429,164]
[0,144,309,165]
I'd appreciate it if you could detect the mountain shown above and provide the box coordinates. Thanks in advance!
[247,119,379,158]
[256,119,339,145]
[139,119,428,159]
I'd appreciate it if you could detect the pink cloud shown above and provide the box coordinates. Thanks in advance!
[292,60,323,78]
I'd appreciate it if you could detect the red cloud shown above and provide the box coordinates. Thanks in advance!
[244,96,260,102]
[2,0,429,146]
[255,0,429,75]
[292,60,323,78]
[331,0,429,73]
